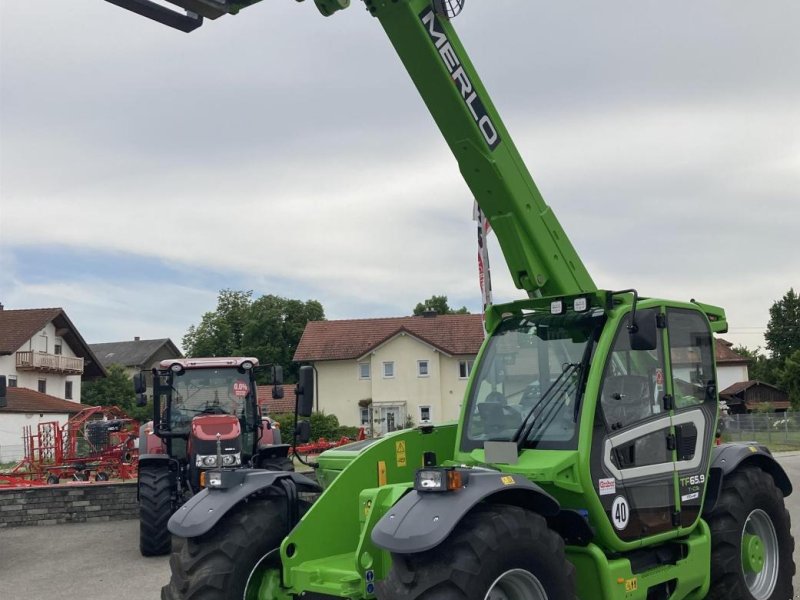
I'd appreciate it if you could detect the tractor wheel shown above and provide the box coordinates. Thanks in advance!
[139,465,174,557]
[96,472,110,482]
[161,496,299,600]
[46,474,59,485]
[707,466,794,600]
[376,504,576,600]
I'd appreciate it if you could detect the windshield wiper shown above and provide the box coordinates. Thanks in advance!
[512,362,580,451]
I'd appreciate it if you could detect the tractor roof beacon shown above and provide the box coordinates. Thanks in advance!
[101,2,794,599]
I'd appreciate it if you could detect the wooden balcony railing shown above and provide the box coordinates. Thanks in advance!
[16,351,84,375]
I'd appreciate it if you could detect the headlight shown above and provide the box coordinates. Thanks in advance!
[207,472,223,488]
[196,453,241,468]
[414,467,468,493]
[221,453,241,466]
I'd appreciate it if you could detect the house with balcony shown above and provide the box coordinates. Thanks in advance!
[0,306,106,457]
[294,313,484,435]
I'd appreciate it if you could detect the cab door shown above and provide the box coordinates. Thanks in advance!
[665,308,718,528]
[590,307,677,542]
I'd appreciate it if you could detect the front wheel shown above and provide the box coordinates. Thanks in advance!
[376,504,576,600]
[707,466,795,600]
[139,465,175,556]
[161,496,300,600]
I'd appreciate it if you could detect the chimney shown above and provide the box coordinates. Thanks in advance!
[0,302,4,310]
[422,310,438,318]
[134,336,140,341]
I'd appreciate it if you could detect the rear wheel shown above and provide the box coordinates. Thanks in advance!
[707,466,794,600]
[161,496,299,600]
[139,464,175,557]
[376,504,576,600]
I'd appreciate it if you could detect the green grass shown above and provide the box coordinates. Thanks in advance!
[721,431,800,452]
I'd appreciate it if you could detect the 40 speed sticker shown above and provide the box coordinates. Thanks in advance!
[611,496,630,531]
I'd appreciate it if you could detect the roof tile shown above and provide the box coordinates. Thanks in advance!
[294,314,484,362]
[0,387,83,414]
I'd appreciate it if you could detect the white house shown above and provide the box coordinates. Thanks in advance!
[0,306,106,460]
[714,338,750,391]
[293,313,484,434]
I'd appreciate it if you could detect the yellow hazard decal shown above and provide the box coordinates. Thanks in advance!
[500,475,515,486]
[625,578,638,592]
[378,461,387,486]
[395,441,407,468]
[749,446,758,453]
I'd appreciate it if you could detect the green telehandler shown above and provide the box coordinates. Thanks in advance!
[99,1,795,599]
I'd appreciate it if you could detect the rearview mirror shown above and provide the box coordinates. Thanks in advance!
[133,372,148,395]
[296,365,314,418]
[136,393,148,408]
[295,420,311,444]
[0,375,6,409]
[272,365,283,386]
[629,308,658,351]
[272,385,284,400]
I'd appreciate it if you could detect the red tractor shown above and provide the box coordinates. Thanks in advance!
[133,357,289,556]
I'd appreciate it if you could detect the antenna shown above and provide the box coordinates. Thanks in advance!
[433,0,465,19]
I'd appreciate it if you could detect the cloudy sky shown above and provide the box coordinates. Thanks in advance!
[1,0,797,353]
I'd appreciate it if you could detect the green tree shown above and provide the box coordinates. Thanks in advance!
[732,345,781,385]
[183,290,325,383]
[765,288,800,363]
[183,289,254,358]
[779,350,800,410]
[412,294,469,316]
[81,364,147,420]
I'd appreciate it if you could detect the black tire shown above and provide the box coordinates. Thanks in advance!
[161,497,298,600]
[139,465,174,557]
[46,474,59,485]
[376,504,576,600]
[707,466,794,600]
[96,472,110,482]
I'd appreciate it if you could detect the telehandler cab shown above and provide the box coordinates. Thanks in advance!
[102,1,794,599]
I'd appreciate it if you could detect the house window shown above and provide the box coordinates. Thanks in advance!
[54,340,63,355]
[418,360,429,377]
[358,362,371,380]
[419,405,431,423]
[458,360,474,379]
[383,361,395,379]
[360,406,371,426]
[8,375,17,388]
[39,333,48,353]
[38,379,47,393]
[65,381,73,400]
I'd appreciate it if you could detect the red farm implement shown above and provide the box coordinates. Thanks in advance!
[0,405,140,488]
[291,427,367,457]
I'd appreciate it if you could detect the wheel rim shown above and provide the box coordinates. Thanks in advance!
[485,568,548,600]
[741,508,779,599]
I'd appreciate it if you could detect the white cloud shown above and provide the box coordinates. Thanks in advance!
[1,0,798,354]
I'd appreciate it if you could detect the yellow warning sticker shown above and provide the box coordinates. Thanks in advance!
[625,578,638,592]
[378,461,387,486]
[395,441,407,468]
[500,475,515,486]
[749,446,758,453]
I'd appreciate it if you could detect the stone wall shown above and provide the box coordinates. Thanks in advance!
[0,482,138,527]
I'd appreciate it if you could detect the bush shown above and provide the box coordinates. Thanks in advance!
[270,411,360,441]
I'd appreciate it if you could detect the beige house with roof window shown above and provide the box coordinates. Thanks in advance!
[293,313,484,435]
